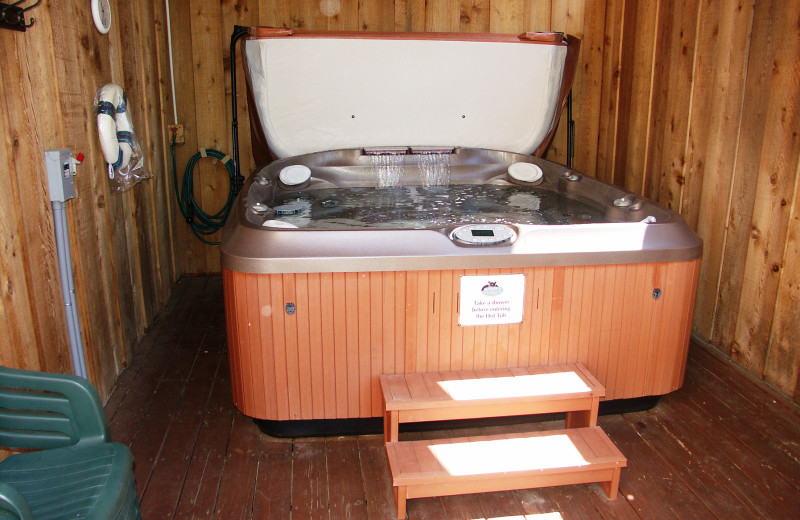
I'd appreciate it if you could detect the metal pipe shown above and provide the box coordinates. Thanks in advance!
[164,0,178,125]
[52,201,87,379]
[59,204,87,378]
[230,25,249,194]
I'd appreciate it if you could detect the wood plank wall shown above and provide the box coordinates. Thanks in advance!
[0,0,176,399]
[2,0,798,406]
[170,0,800,403]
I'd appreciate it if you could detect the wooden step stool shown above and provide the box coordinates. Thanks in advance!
[379,364,605,443]
[386,427,626,519]
[379,364,626,519]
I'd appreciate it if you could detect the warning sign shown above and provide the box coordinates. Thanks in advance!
[459,274,525,326]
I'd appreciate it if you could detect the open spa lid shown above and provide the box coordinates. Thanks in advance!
[241,28,580,163]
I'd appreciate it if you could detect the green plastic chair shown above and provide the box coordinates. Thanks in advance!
[0,366,141,520]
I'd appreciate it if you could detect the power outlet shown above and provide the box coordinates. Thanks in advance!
[168,124,185,144]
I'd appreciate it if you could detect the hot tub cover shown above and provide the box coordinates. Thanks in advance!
[242,28,579,162]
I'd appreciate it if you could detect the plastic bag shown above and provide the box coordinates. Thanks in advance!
[94,83,150,191]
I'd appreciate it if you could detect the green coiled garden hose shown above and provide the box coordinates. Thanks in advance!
[171,139,243,245]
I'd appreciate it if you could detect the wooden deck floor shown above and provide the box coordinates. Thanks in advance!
[105,276,800,519]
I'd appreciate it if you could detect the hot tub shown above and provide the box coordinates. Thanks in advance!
[222,28,702,428]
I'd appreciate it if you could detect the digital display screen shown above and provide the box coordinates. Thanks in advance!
[471,229,495,237]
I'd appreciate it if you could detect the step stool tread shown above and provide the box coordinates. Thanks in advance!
[385,426,626,486]
[380,364,604,411]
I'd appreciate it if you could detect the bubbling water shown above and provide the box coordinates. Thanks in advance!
[269,184,607,230]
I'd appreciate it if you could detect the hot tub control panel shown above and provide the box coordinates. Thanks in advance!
[451,224,517,246]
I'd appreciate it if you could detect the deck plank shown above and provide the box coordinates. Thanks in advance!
[291,438,329,520]
[439,494,485,519]
[671,375,800,515]
[251,439,293,519]
[683,361,800,490]
[599,415,694,520]
[108,334,182,447]
[357,435,396,520]
[128,377,185,498]
[687,352,800,464]
[139,348,223,518]
[477,490,527,519]
[172,358,235,519]
[327,436,369,519]
[405,496,446,519]
[642,397,763,519]
[689,346,800,433]
[103,277,192,421]
[212,409,261,519]
[540,484,605,519]
[107,276,208,445]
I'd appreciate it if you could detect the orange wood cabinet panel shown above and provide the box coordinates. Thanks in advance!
[223,259,700,420]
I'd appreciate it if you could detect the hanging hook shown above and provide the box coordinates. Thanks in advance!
[0,0,39,31]
[1,1,24,24]
[19,0,39,27]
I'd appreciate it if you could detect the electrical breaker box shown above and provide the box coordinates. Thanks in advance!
[44,149,75,202]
